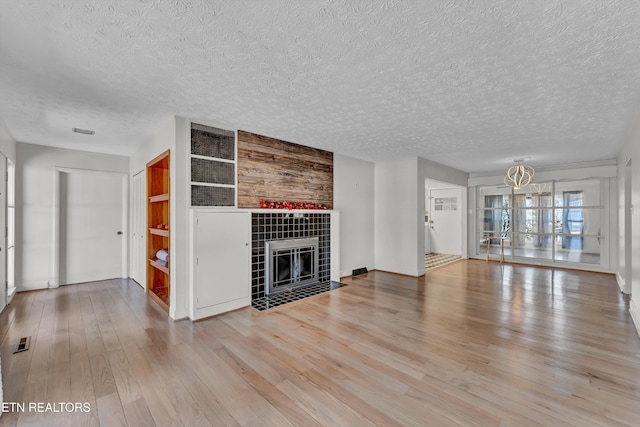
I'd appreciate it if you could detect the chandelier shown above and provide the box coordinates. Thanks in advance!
[504,159,534,189]
[530,182,550,195]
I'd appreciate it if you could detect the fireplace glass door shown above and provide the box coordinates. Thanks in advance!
[266,237,319,295]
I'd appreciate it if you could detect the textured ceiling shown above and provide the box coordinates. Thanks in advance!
[1,0,640,173]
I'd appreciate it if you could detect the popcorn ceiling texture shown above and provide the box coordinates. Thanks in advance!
[1,1,639,172]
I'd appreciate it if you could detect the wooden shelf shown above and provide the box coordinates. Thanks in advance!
[147,149,170,315]
[148,288,169,311]
[149,228,169,237]
[149,258,169,274]
[149,193,169,203]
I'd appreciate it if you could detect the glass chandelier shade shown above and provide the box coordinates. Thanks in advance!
[504,162,534,189]
[530,182,549,194]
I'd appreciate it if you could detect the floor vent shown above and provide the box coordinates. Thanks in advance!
[352,267,368,276]
[14,336,31,353]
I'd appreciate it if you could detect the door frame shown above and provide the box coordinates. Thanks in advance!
[429,187,463,256]
[52,167,129,287]
[0,153,6,312]
[424,178,467,264]
[624,159,632,295]
[130,169,146,289]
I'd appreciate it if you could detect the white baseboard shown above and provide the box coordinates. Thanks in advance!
[616,273,626,293]
[5,286,17,306]
[630,299,640,338]
[191,297,251,321]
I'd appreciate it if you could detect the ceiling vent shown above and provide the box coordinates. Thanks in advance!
[72,127,95,135]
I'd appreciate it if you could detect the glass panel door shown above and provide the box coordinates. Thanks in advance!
[475,179,604,266]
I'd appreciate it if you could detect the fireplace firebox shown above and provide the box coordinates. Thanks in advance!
[265,237,319,295]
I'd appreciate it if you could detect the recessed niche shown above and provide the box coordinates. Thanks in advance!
[190,123,236,207]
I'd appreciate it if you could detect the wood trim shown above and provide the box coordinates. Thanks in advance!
[146,149,170,314]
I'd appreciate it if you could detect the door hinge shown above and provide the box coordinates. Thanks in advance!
[196,258,199,264]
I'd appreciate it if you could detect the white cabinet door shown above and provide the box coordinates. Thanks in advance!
[194,211,250,311]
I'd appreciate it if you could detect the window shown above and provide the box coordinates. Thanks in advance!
[434,197,457,211]
[477,187,512,257]
[476,179,604,266]
[554,180,602,264]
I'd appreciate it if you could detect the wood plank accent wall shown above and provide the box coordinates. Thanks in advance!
[237,130,333,209]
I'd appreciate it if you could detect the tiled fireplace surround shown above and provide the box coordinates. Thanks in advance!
[251,212,331,300]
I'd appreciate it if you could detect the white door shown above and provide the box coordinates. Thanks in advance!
[429,188,462,255]
[0,153,6,311]
[194,212,250,309]
[425,187,431,255]
[131,171,145,287]
[60,171,125,285]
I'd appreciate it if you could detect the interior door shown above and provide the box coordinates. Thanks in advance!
[194,211,250,309]
[131,171,145,287]
[60,171,125,285]
[429,188,462,255]
[0,153,6,311]
[425,188,431,255]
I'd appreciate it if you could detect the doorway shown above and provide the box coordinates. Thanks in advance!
[425,179,464,270]
[55,169,128,286]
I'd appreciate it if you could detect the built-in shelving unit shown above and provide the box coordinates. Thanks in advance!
[147,150,170,313]
[149,228,169,237]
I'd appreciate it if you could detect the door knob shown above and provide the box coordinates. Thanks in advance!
[117,231,123,235]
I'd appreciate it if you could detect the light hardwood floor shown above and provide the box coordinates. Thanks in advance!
[1,260,639,426]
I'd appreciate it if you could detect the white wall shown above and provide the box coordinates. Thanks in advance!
[130,116,176,174]
[375,158,421,276]
[618,162,632,293]
[333,154,375,277]
[16,143,129,291]
[173,116,191,320]
[374,157,468,277]
[617,107,640,336]
[0,117,17,162]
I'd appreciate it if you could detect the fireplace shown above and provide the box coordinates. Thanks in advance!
[265,237,319,295]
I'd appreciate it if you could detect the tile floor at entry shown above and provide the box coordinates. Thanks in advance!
[425,253,461,271]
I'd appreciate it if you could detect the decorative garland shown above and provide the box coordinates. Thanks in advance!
[259,199,330,210]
